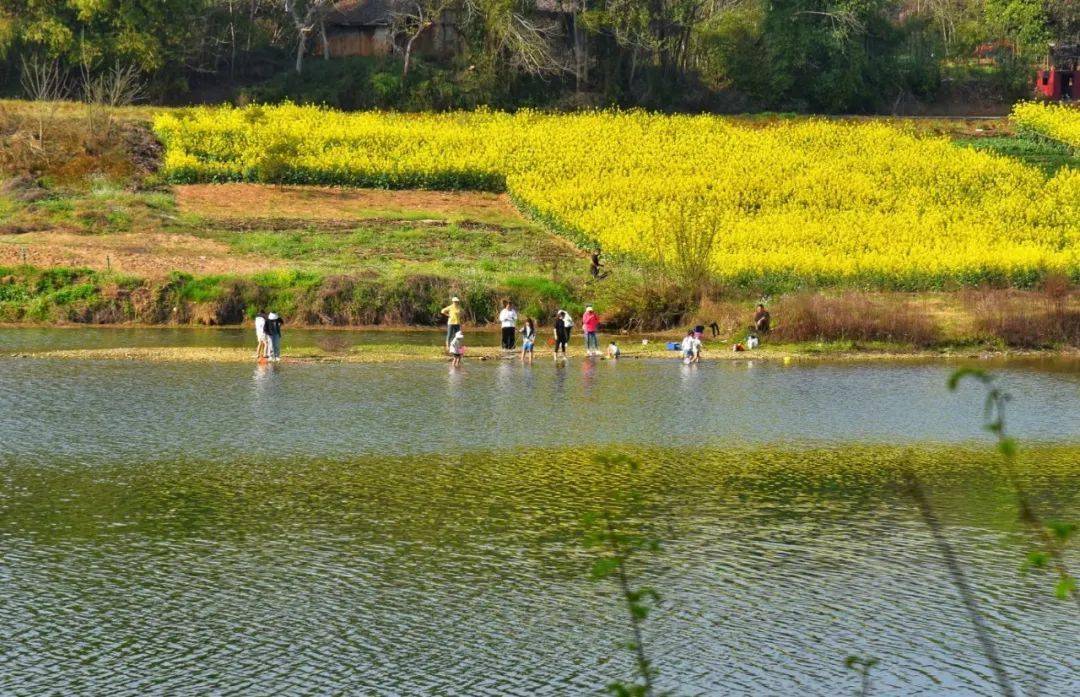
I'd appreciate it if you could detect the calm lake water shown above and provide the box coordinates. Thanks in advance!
[1,329,1078,695]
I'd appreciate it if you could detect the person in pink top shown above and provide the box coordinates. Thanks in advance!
[582,305,601,356]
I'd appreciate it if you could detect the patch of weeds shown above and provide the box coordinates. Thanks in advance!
[250,268,322,290]
[504,275,578,317]
[109,272,144,291]
[955,135,1080,177]
[50,282,99,305]
[0,195,23,220]
[35,197,75,217]
[141,192,176,212]
[176,274,228,302]
[0,278,31,303]
[35,267,90,293]
[89,175,124,199]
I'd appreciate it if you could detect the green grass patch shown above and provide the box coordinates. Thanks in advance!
[955,135,1080,177]
[194,219,583,286]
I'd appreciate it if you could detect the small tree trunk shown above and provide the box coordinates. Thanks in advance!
[320,19,330,60]
[295,30,306,74]
[403,33,418,80]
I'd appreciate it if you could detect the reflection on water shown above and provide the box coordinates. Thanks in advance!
[0,326,504,353]
[1,447,1077,695]
[0,358,1077,467]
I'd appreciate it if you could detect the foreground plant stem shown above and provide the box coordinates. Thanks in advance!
[949,368,1078,605]
[903,470,1016,697]
[604,509,654,696]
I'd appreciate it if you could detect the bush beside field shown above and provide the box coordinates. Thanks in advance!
[1011,102,1080,150]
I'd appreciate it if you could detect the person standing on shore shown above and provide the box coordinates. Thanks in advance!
[254,309,268,360]
[521,317,536,362]
[581,305,600,356]
[441,296,463,350]
[265,312,284,362]
[498,300,518,350]
[553,310,569,359]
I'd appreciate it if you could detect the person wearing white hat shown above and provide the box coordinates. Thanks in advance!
[581,305,600,356]
[441,296,463,350]
[265,312,284,361]
[449,329,465,367]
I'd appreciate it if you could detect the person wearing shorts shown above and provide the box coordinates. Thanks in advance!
[441,296,463,350]
[521,317,536,362]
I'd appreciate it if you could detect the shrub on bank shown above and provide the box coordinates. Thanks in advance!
[964,279,1080,348]
[769,292,942,347]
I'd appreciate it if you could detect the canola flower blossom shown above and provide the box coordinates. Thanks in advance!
[1012,101,1080,149]
[154,105,1080,290]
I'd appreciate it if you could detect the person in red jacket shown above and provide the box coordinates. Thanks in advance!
[582,306,600,356]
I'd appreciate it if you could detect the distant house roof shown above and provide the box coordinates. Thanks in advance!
[328,0,574,25]
[535,0,577,11]
[326,0,408,27]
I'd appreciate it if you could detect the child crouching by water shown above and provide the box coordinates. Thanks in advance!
[607,341,620,359]
[449,330,465,367]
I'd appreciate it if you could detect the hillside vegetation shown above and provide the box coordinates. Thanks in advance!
[2,100,1078,348]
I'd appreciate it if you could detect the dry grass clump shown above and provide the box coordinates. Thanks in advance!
[963,276,1080,348]
[770,292,942,346]
[0,105,159,188]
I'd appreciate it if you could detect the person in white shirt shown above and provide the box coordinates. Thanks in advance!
[681,330,701,364]
[254,310,268,360]
[498,300,518,350]
[449,330,465,367]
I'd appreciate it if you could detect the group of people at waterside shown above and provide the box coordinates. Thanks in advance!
[439,296,772,365]
[249,298,770,363]
[441,297,617,364]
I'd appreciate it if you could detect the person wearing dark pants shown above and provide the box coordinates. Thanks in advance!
[498,300,518,350]
[441,296,463,350]
[553,310,569,359]
[265,312,284,362]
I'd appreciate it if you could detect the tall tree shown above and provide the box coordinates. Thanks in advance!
[283,0,332,73]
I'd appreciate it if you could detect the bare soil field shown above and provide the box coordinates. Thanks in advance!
[175,183,524,226]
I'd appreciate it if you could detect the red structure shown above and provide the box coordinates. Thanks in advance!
[1036,44,1080,100]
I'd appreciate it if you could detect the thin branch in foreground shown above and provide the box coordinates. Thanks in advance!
[903,470,1016,697]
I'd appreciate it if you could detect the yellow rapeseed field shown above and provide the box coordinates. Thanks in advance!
[154,104,1080,290]
[1012,101,1080,149]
